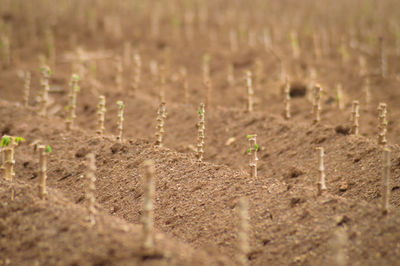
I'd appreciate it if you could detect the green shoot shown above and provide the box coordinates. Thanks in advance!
[247,134,253,139]
[198,109,202,115]
[0,136,11,147]
[45,145,52,153]
[15,137,25,144]
[116,100,125,109]
[253,144,259,151]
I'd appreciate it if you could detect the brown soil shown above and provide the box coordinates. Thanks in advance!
[1,0,400,265]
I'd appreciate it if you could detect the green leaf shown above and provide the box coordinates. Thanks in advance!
[247,134,253,139]
[15,137,25,143]
[254,144,259,151]
[45,145,52,153]
[72,74,80,81]
[0,136,10,147]
[247,148,250,153]
[116,101,124,108]
[75,85,81,92]
[198,109,202,115]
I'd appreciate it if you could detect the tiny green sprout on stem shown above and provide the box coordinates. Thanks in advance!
[1,136,11,147]
[45,145,52,153]
[253,144,259,151]
[40,67,51,76]
[116,100,125,109]
[198,109,203,115]
[247,134,253,139]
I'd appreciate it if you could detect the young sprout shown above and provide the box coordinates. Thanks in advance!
[116,100,125,142]
[335,83,344,110]
[363,78,371,111]
[154,102,167,147]
[142,160,155,252]
[196,103,206,162]
[351,101,360,136]
[86,153,97,225]
[379,37,387,79]
[283,76,291,120]
[96,95,106,135]
[180,67,189,104]
[382,148,391,214]
[359,55,367,77]
[377,103,388,146]
[45,29,56,67]
[38,144,51,200]
[248,29,256,48]
[39,66,51,116]
[159,64,166,103]
[316,147,327,195]
[131,49,141,94]
[289,30,300,59]
[0,35,10,69]
[66,74,81,131]
[230,29,239,53]
[123,41,131,68]
[227,63,235,87]
[247,134,258,178]
[115,56,123,91]
[246,71,254,112]
[202,53,211,86]
[263,28,272,51]
[1,136,24,181]
[254,58,264,88]
[23,71,31,107]
[237,197,250,266]
[312,33,322,59]
[339,36,350,64]
[312,85,322,123]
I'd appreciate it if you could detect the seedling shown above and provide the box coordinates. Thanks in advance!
[66,74,81,131]
[227,63,235,87]
[312,85,322,123]
[230,29,238,53]
[359,55,367,77]
[246,71,254,112]
[142,160,155,251]
[382,148,391,214]
[115,56,123,91]
[154,102,167,147]
[283,76,291,120]
[23,71,31,107]
[379,37,387,79]
[363,78,371,111]
[38,144,51,200]
[86,153,97,225]
[237,197,249,266]
[116,100,125,142]
[206,79,212,107]
[39,65,51,116]
[351,101,360,136]
[180,67,189,104]
[1,136,24,181]
[316,147,327,195]
[131,50,141,94]
[247,134,258,178]
[289,30,300,59]
[307,68,317,103]
[377,103,388,146]
[96,95,106,135]
[202,53,211,86]
[196,103,206,162]
[159,64,166,103]
[0,35,10,68]
[335,83,344,110]
[45,29,55,67]
[123,41,131,68]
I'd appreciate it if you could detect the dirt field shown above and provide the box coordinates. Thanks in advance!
[1,0,400,265]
